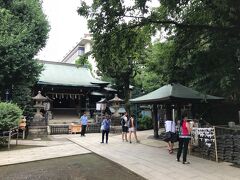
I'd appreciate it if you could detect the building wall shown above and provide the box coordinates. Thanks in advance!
[61,34,99,78]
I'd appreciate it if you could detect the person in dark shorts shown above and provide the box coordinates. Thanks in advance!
[121,112,129,142]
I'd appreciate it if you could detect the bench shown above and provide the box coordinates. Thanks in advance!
[69,124,81,134]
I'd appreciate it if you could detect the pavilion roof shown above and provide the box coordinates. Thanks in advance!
[37,61,109,87]
[130,83,224,104]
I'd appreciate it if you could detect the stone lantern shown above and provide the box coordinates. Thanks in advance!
[28,91,48,137]
[96,98,107,122]
[32,91,47,123]
[109,94,124,125]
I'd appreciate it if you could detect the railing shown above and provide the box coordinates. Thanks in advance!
[0,127,19,150]
[86,123,101,133]
[49,125,69,134]
[49,123,121,135]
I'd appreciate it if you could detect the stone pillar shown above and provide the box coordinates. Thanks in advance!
[28,91,48,138]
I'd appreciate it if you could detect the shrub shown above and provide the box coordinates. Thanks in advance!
[137,116,153,130]
[0,102,22,131]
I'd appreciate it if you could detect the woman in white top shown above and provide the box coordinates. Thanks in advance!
[164,110,176,154]
[128,114,140,143]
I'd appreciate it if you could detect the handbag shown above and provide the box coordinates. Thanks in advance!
[100,122,105,131]
[170,132,179,142]
[163,121,179,142]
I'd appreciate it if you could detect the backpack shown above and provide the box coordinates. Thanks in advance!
[120,117,125,126]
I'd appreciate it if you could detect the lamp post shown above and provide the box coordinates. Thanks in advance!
[97,98,107,122]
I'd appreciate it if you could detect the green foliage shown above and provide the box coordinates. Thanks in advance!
[155,1,240,101]
[78,1,152,111]
[0,0,49,100]
[137,116,153,130]
[11,85,34,117]
[0,102,22,131]
[79,0,240,103]
[75,53,93,72]
[133,1,240,102]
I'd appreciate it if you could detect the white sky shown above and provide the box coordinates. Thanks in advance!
[36,0,160,62]
[36,0,89,62]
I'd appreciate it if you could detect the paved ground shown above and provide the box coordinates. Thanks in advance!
[0,154,144,180]
[1,130,240,180]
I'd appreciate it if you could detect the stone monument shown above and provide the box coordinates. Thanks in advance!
[109,94,124,126]
[28,91,48,137]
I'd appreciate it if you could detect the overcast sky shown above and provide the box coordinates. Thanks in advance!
[36,0,88,62]
[36,0,160,62]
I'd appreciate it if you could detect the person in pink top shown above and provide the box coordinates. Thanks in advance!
[177,112,192,164]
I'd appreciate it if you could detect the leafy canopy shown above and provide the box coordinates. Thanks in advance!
[0,0,49,107]
[78,0,152,110]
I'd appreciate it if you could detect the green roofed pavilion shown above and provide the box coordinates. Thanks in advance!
[130,83,223,104]
[130,83,224,138]
[38,61,109,87]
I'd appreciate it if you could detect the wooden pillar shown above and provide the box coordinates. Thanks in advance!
[177,104,181,120]
[153,104,159,138]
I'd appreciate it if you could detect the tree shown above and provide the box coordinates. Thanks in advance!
[149,0,240,101]
[75,53,93,72]
[78,1,152,111]
[79,0,240,102]
[0,0,49,109]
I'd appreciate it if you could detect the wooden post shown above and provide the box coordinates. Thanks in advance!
[153,104,159,138]
[23,129,25,140]
[8,130,11,150]
[213,126,218,162]
[16,129,18,146]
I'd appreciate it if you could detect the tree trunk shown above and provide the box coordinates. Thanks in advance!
[123,77,130,114]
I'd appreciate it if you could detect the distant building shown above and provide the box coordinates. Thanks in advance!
[61,34,98,77]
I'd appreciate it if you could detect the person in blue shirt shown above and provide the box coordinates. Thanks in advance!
[100,115,111,144]
[80,111,88,137]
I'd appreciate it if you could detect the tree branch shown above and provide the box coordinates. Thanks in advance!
[123,15,240,31]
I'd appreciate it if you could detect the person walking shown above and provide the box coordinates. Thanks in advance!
[177,112,192,164]
[100,115,111,144]
[164,109,176,154]
[128,114,140,144]
[121,112,129,142]
[80,111,88,137]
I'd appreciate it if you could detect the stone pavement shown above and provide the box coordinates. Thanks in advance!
[0,130,240,180]
[67,131,240,180]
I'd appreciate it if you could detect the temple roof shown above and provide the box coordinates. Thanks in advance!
[37,61,109,87]
[130,83,224,104]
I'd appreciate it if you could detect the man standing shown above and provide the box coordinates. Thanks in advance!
[100,115,111,144]
[80,111,88,137]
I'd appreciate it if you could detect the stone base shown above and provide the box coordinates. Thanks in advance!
[111,116,121,126]
[28,126,48,138]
